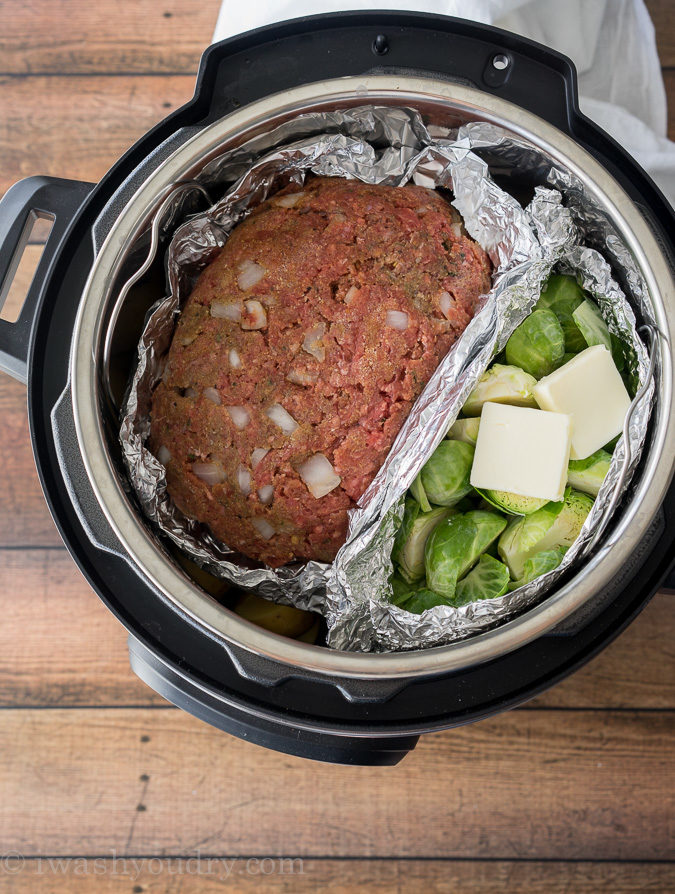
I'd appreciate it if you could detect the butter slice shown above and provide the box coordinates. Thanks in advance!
[470,402,572,502]
[533,345,631,460]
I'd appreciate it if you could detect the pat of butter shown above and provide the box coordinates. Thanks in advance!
[470,402,572,502]
[533,345,631,460]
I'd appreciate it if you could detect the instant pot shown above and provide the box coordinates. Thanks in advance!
[0,12,673,765]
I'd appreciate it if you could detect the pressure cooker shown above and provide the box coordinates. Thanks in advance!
[0,12,673,765]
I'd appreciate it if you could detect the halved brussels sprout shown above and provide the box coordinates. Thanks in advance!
[420,440,475,507]
[462,364,538,416]
[477,489,549,516]
[448,417,480,445]
[402,589,450,614]
[453,554,510,606]
[498,488,593,579]
[425,510,507,597]
[505,308,565,379]
[572,299,612,351]
[507,546,567,591]
[567,449,612,497]
[392,499,453,584]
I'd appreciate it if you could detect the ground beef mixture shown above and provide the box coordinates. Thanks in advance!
[149,176,491,567]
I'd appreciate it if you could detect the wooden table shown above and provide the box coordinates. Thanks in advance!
[0,2,673,891]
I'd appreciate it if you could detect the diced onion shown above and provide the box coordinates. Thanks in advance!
[203,387,221,405]
[241,299,267,330]
[192,462,226,485]
[439,290,454,319]
[211,301,241,321]
[237,260,266,291]
[386,310,409,330]
[226,405,250,430]
[451,221,463,239]
[344,286,359,304]
[302,323,326,361]
[228,348,242,368]
[251,448,269,468]
[157,445,171,465]
[265,403,298,434]
[297,453,341,499]
[237,465,251,496]
[287,367,319,387]
[252,518,275,540]
[274,191,304,208]
[257,485,274,504]
[184,387,197,399]
[180,332,197,346]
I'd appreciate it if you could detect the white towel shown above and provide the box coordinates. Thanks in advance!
[213,0,675,205]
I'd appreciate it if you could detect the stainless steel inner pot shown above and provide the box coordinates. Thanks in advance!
[70,75,675,679]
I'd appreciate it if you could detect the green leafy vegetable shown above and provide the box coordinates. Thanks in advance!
[572,299,612,351]
[477,489,549,516]
[538,274,587,353]
[410,472,432,512]
[567,449,612,497]
[508,547,567,590]
[401,589,450,614]
[498,489,593,579]
[505,308,565,378]
[447,417,480,445]
[389,574,414,606]
[392,499,453,584]
[425,510,507,597]
[420,440,475,507]
[462,364,538,416]
[453,554,510,606]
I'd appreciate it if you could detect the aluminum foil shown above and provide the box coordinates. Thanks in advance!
[119,106,653,647]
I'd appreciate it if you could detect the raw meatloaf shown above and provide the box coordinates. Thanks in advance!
[150,176,491,567]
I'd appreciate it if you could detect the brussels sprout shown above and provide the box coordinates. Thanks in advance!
[538,274,587,353]
[425,510,507,597]
[410,472,432,512]
[572,299,612,351]
[448,417,480,445]
[462,364,538,416]
[296,617,321,644]
[567,449,612,496]
[538,273,585,310]
[505,309,565,378]
[498,488,593,578]
[604,434,620,453]
[392,499,453,584]
[508,546,567,591]
[477,489,549,516]
[420,440,475,507]
[233,593,316,638]
[453,554,510,606]
[389,573,415,606]
[402,589,450,614]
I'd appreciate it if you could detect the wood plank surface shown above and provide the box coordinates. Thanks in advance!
[0,0,218,74]
[647,0,675,67]
[0,859,672,893]
[0,75,195,198]
[0,378,61,547]
[0,708,672,859]
[0,547,672,709]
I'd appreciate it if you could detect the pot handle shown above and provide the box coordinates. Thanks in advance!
[0,176,94,383]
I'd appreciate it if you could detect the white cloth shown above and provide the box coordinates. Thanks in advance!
[213,0,675,205]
